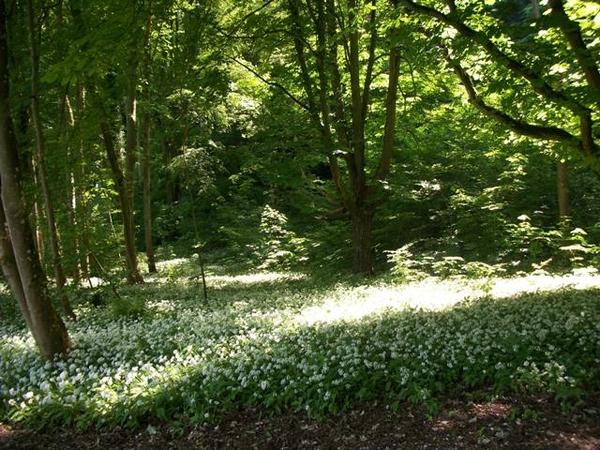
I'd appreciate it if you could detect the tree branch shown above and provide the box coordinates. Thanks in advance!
[447,54,597,159]
[228,56,309,111]
[548,0,600,91]
[395,0,590,117]
[361,0,378,124]
[287,0,323,125]
[375,37,401,181]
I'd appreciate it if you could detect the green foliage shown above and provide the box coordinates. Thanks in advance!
[1,267,599,430]
[388,218,600,280]
[256,205,308,270]
[0,286,21,325]
[387,244,504,282]
[108,296,147,319]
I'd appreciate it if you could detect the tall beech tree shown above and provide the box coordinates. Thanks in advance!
[67,0,146,284]
[236,0,405,273]
[26,0,77,319]
[0,0,72,359]
[394,0,599,168]
[286,0,404,274]
[141,15,157,274]
[122,0,144,283]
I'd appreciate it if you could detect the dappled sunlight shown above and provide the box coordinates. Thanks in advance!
[489,270,600,299]
[207,272,307,288]
[155,257,308,289]
[156,258,190,270]
[0,333,36,357]
[146,299,179,313]
[293,273,600,326]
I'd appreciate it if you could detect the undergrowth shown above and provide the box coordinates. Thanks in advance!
[0,264,599,430]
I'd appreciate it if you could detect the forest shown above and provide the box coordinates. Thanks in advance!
[0,0,599,448]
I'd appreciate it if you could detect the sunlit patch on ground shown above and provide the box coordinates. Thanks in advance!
[294,271,600,325]
[489,271,600,299]
[207,272,307,287]
[156,258,190,270]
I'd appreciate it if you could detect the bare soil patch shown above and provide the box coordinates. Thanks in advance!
[1,395,599,449]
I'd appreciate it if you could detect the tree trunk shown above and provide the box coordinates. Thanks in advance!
[100,119,144,284]
[286,0,401,275]
[120,0,144,284]
[75,85,91,278]
[31,172,45,260]
[27,0,76,320]
[0,0,72,359]
[351,209,375,275]
[557,159,570,232]
[0,203,35,335]
[142,113,156,273]
[142,10,156,273]
[163,137,180,204]
[124,47,140,279]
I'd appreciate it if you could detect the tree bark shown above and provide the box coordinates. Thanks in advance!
[27,0,76,320]
[0,0,72,359]
[74,85,91,278]
[0,200,35,335]
[124,7,142,284]
[99,117,144,284]
[142,113,156,273]
[557,160,570,231]
[351,209,375,275]
[142,8,156,273]
[286,0,402,274]
[63,93,82,282]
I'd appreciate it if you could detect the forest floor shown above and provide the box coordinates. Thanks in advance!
[1,394,599,450]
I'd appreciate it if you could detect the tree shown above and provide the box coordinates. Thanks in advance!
[65,0,147,284]
[121,0,144,283]
[26,0,77,319]
[141,6,156,273]
[233,0,406,274]
[394,0,599,168]
[0,0,71,359]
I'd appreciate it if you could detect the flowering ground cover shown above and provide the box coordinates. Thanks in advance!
[1,263,600,448]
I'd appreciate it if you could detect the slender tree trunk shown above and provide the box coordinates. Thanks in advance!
[66,169,81,280]
[142,8,156,273]
[164,138,180,204]
[351,209,375,275]
[100,119,143,284]
[0,202,35,334]
[31,169,44,260]
[122,6,144,284]
[0,0,71,359]
[557,160,570,231]
[63,93,82,282]
[27,0,76,320]
[142,116,156,273]
[75,85,91,278]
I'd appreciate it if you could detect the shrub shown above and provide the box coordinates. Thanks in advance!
[109,295,146,319]
[256,205,308,270]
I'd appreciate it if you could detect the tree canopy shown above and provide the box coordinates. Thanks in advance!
[1,0,600,358]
